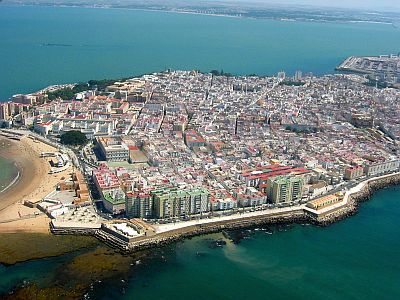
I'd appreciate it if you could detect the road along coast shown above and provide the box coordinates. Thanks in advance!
[51,172,400,253]
[311,172,400,226]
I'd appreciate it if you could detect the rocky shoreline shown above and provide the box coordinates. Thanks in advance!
[121,210,307,253]
[314,173,400,226]
[53,173,400,253]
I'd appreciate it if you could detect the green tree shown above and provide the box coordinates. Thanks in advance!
[60,131,88,146]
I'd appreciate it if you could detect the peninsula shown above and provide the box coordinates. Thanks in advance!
[0,68,399,251]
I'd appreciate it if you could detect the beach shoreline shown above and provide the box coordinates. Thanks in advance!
[0,156,20,194]
[0,136,71,233]
[0,137,47,212]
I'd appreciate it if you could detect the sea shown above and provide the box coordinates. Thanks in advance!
[0,4,400,299]
[1,5,400,101]
[0,156,19,194]
[0,186,399,299]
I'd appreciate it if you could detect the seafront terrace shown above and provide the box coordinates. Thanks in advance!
[50,171,400,246]
[304,172,400,216]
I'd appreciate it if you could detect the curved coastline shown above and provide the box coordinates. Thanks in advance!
[0,137,48,213]
[124,174,400,252]
[52,173,400,253]
[0,156,21,194]
[0,163,21,195]
[0,170,21,194]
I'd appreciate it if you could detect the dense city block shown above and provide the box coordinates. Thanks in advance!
[1,70,399,224]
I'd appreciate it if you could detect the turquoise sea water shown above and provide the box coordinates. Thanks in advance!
[0,156,18,193]
[1,5,400,101]
[1,186,399,299]
[118,186,400,300]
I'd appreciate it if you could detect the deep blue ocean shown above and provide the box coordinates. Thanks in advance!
[1,5,400,101]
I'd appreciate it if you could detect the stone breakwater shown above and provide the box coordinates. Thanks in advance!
[52,173,400,253]
[124,210,307,252]
[314,173,400,226]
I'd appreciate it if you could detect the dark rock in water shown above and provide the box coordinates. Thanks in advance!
[259,226,274,235]
[224,229,255,244]
[217,240,227,246]
[208,239,227,249]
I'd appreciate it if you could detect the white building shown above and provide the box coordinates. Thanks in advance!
[364,160,400,176]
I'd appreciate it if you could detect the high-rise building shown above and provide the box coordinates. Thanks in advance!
[152,187,210,219]
[277,71,286,81]
[266,175,304,204]
[125,191,153,219]
[188,188,211,214]
[152,188,181,219]
[294,70,302,81]
[0,103,10,120]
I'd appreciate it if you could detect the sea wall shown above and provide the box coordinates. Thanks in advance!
[53,173,400,253]
[120,173,400,252]
[315,173,400,226]
[102,210,307,252]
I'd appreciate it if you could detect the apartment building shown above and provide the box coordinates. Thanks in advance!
[266,175,304,204]
[97,136,129,162]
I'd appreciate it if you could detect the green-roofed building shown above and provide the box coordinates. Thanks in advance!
[103,188,126,214]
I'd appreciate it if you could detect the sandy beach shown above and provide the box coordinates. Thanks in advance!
[0,136,72,233]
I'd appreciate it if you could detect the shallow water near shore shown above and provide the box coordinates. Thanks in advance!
[1,186,399,299]
[0,156,19,194]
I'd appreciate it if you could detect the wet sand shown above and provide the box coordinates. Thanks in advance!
[0,137,49,212]
[0,233,145,300]
[0,215,51,233]
[0,232,99,266]
[0,136,72,233]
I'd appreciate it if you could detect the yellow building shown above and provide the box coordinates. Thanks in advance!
[306,194,340,210]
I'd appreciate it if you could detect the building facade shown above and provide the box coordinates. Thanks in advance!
[125,191,153,219]
[364,160,400,177]
[266,175,304,204]
[152,187,210,219]
[97,136,130,162]
[344,165,364,180]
